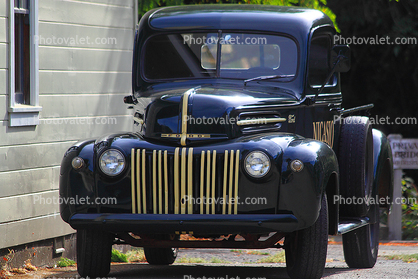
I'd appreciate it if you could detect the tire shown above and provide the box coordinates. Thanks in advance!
[285,194,328,279]
[342,204,379,268]
[77,229,113,277]
[338,116,373,217]
[144,247,178,265]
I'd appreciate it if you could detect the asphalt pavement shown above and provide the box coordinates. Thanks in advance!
[10,239,418,279]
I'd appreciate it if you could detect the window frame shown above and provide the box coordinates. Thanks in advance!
[8,0,42,127]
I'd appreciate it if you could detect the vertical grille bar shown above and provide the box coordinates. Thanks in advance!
[141,149,146,213]
[136,149,141,214]
[152,150,157,214]
[187,148,193,214]
[206,150,211,214]
[211,150,216,214]
[180,148,187,214]
[228,150,235,214]
[164,150,168,214]
[158,150,163,214]
[131,149,136,214]
[174,148,180,214]
[234,150,240,214]
[222,150,228,215]
[200,150,205,214]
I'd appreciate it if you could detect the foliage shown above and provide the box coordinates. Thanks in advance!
[400,176,418,240]
[177,257,208,263]
[256,250,286,263]
[126,248,147,262]
[384,253,418,263]
[56,257,76,267]
[381,175,418,240]
[111,249,128,263]
[327,0,418,140]
[138,0,339,31]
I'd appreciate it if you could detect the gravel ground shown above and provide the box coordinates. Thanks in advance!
[8,238,418,279]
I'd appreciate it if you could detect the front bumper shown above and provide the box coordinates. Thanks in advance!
[69,213,299,234]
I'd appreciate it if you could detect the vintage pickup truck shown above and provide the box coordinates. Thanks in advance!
[60,5,393,279]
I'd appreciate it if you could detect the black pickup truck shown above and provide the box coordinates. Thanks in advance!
[60,5,393,279]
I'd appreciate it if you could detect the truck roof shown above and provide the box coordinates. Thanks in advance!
[147,5,334,36]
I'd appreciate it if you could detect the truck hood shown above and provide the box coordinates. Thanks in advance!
[142,86,300,145]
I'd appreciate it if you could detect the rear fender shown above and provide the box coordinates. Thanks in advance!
[372,129,394,210]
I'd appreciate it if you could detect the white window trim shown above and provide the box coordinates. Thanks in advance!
[8,0,42,126]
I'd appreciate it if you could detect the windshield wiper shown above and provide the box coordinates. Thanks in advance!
[244,75,295,86]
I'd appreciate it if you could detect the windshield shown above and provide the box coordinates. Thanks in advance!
[143,32,298,81]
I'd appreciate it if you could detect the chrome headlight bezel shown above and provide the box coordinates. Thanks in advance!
[244,151,271,178]
[99,149,126,176]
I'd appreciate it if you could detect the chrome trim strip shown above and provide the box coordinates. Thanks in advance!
[181,148,187,214]
[152,150,157,214]
[187,148,193,214]
[228,150,234,214]
[234,150,240,214]
[237,117,287,126]
[158,150,163,214]
[211,150,216,214]
[142,149,146,213]
[174,148,180,214]
[164,150,168,214]
[131,149,136,214]
[206,150,211,214]
[136,149,141,214]
[222,150,228,215]
[180,90,191,146]
[200,150,205,214]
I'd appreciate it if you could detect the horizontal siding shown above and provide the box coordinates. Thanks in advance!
[0,69,7,95]
[0,190,59,223]
[0,43,7,68]
[0,141,74,172]
[77,0,134,7]
[0,115,131,146]
[0,213,75,249]
[0,2,7,18]
[39,0,133,29]
[39,46,132,71]
[40,93,130,118]
[0,0,135,250]
[0,17,7,43]
[39,22,133,50]
[0,95,7,120]
[0,166,59,198]
[39,71,131,94]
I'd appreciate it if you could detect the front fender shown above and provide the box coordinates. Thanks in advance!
[279,139,339,230]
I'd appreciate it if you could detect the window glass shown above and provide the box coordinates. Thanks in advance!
[309,36,331,86]
[143,32,297,81]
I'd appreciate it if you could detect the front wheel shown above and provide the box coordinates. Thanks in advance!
[77,229,113,277]
[144,247,178,265]
[342,205,379,268]
[285,194,328,279]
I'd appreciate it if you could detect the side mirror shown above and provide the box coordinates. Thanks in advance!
[331,45,351,72]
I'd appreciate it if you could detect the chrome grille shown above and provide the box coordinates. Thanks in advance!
[131,148,240,214]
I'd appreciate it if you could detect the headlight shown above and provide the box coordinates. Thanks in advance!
[99,149,125,176]
[244,151,270,178]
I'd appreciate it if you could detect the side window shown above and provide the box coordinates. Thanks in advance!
[309,35,331,87]
[9,0,41,126]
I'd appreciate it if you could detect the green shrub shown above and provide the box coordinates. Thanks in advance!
[111,249,128,263]
[57,257,76,267]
